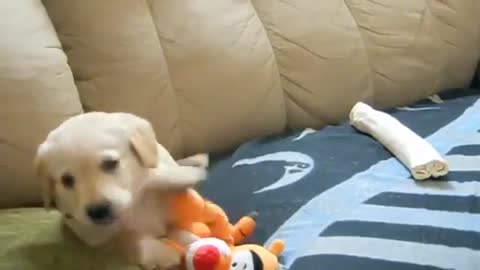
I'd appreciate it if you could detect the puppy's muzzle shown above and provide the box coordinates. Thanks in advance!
[86,201,115,225]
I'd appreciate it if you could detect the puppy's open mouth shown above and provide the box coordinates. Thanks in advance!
[65,212,116,226]
[93,216,117,226]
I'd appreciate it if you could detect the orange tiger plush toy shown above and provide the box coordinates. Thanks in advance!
[167,189,256,246]
[162,189,285,270]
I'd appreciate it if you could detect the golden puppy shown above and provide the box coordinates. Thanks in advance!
[34,112,208,269]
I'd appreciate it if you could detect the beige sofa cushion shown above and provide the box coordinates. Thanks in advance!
[147,0,286,155]
[43,0,286,157]
[0,0,83,208]
[1,0,479,207]
[253,0,480,128]
[43,0,480,155]
[43,0,184,157]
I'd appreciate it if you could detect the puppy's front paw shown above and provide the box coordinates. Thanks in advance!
[139,238,181,270]
[187,166,207,182]
[176,153,209,168]
[146,165,207,191]
[140,254,180,270]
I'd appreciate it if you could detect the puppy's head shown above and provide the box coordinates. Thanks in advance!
[34,112,165,227]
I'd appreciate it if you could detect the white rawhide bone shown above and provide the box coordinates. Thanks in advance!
[349,102,448,180]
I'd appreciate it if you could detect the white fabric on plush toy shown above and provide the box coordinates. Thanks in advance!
[349,102,448,180]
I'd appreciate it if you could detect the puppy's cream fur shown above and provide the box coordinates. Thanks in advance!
[34,112,208,269]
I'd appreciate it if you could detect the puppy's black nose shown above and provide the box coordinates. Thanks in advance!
[86,201,114,224]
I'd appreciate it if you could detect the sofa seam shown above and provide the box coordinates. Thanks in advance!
[343,0,376,105]
[250,1,289,131]
[143,0,186,157]
[424,2,447,94]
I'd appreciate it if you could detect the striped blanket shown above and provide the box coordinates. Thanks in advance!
[202,89,480,270]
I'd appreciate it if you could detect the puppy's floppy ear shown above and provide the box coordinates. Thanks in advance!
[128,117,159,168]
[34,143,54,210]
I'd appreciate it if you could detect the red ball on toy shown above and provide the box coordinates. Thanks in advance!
[193,245,220,270]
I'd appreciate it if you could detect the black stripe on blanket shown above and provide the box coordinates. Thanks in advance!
[320,221,480,250]
[436,172,480,182]
[447,145,480,156]
[290,254,453,270]
[365,193,480,214]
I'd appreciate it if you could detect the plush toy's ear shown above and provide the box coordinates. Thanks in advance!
[128,118,159,168]
[34,143,54,210]
[267,240,285,257]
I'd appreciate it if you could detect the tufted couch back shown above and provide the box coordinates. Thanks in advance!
[1,0,479,207]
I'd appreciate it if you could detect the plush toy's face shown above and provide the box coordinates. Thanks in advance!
[232,245,282,270]
[230,250,256,270]
[185,238,281,270]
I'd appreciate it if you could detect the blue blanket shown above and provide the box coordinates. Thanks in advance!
[201,89,480,270]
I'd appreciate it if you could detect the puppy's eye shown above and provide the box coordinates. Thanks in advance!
[101,159,119,172]
[61,173,75,189]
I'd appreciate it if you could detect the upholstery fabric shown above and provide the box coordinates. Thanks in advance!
[0,0,479,207]
[42,0,480,147]
[0,0,83,207]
